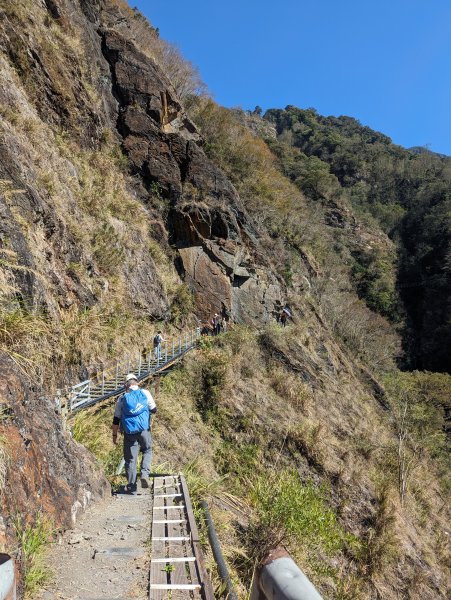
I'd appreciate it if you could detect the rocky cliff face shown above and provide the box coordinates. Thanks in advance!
[0,353,109,553]
[0,0,284,552]
[99,25,284,322]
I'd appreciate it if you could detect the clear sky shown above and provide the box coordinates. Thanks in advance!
[133,0,451,155]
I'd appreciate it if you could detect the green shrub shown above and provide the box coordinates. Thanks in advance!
[170,284,195,326]
[248,469,347,560]
[12,513,53,598]
[72,406,122,478]
[196,350,229,422]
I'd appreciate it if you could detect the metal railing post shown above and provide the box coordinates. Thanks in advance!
[165,342,168,362]
[172,339,175,358]
[179,336,182,354]
[147,348,151,371]
[250,548,323,600]
[101,372,105,397]
[115,361,119,387]
[0,553,16,600]
[138,353,142,376]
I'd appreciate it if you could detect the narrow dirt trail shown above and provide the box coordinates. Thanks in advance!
[39,486,151,600]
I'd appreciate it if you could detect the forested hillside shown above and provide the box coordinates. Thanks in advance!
[0,1,449,599]
[261,106,451,372]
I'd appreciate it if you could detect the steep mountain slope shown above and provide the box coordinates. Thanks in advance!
[261,106,451,371]
[0,1,449,599]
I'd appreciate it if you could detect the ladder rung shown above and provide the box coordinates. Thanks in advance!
[152,556,196,563]
[153,536,190,541]
[154,493,183,498]
[153,519,185,524]
[150,584,201,590]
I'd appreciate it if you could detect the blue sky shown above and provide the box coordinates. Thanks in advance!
[133,0,451,155]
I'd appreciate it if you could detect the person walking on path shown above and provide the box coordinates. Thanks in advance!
[212,313,221,336]
[279,307,292,327]
[153,330,165,360]
[112,373,156,493]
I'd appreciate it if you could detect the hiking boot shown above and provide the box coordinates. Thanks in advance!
[140,477,150,489]
[125,483,137,495]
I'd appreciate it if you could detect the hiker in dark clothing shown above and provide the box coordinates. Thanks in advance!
[201,323,211,336]
[279,307,292,327]
[153,331,165,360]
[112,373,156,493]
[211,313,221,335]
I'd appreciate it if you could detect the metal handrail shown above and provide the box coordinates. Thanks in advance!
[250,548,323,600]
[67,328,200,413]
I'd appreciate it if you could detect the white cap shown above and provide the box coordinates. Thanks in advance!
[125,373,138,383]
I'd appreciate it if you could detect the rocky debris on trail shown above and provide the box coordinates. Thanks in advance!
[39,487,152,600]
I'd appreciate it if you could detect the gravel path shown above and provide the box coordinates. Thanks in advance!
[39,485,152,600]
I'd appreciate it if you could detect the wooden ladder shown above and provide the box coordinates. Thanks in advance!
[150,475,214,600]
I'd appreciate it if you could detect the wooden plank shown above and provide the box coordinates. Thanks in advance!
[150,584,201,590]
[180,474,215,600]
[152,557,196,563]
[154,493,183,498]
[170,559,191,588]
[153,537,190,542]
[150,473,206,599]
[154,496,183,508]
[152,539,186,559]
[153,519,185,524]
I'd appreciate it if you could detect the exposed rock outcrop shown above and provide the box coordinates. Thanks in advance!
[100,27,285,321]
[0,354,109,552]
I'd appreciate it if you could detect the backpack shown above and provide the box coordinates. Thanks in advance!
[121,389,149,434]
[153,334,161,348]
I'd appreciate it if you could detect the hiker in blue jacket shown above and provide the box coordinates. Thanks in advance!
[112,373,156,493]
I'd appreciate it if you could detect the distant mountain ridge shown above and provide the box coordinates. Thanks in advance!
[408,145,449,159]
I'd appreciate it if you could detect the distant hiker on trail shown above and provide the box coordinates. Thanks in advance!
[221,316,228,333]
[153,331,165,360]
[112,373,156,494]
[201,323,211,336]
[212,313,221,336]
[279,307,292,327]
[280,307,292,327]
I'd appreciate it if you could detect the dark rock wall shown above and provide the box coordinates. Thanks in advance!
[100,27,285,322]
